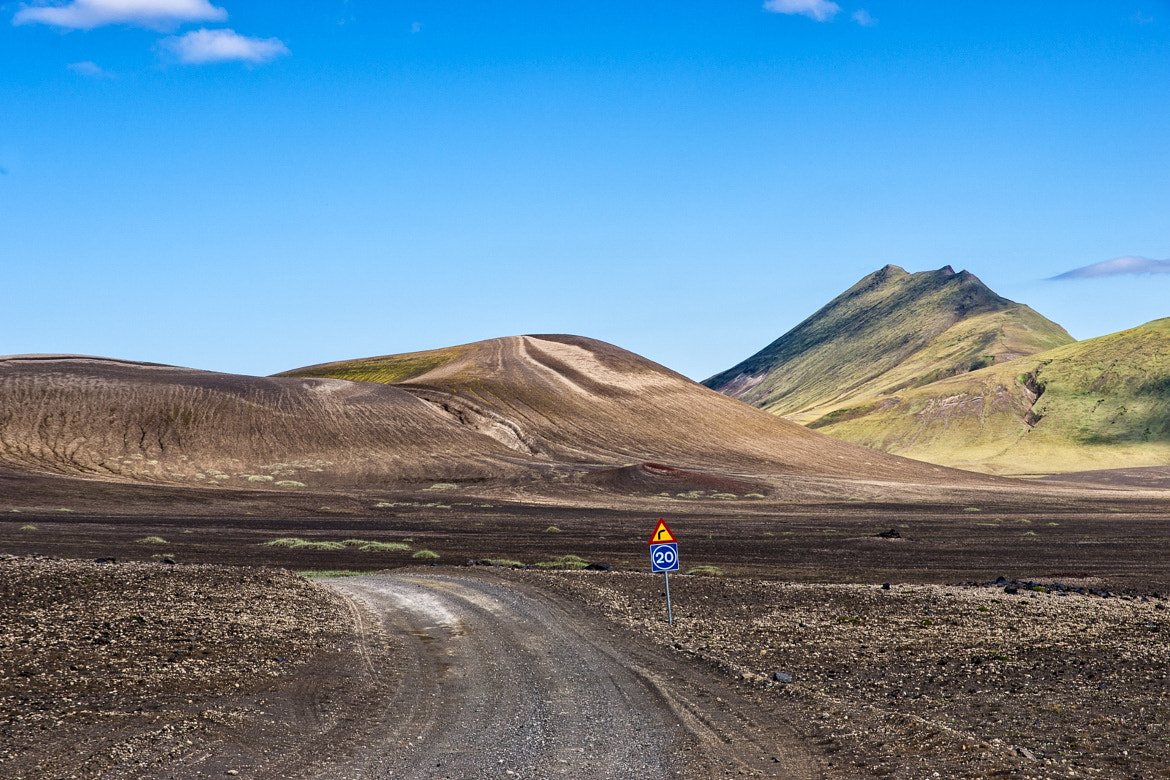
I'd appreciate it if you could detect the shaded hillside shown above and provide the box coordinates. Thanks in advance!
[704,265,1072,424]
[811,318,1170,475]
[278,334,984,488]
[0,355,533,488]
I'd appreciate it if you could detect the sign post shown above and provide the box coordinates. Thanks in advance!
[648,518,679,625]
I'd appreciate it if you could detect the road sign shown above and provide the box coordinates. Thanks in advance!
[648,518,680,625]
[650,542,679,572]
[648,518,677,545]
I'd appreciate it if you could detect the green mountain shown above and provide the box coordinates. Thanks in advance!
[809,318,1170,476]
[704,265,1074,425]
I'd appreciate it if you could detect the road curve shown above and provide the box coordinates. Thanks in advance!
[295,572,817,779]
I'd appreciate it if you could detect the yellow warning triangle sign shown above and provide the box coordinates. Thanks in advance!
[648,518,677,545]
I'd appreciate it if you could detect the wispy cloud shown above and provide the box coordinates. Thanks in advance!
[14,0,227,31]
[763,0,841,22]
[851,9,877,27]
[411,21,422,34]
[67,60,114,77]
[159,27,288,64]
[1050,256,1170,280]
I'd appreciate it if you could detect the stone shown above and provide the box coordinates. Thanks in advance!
[1014,746,1037,761]
[772,671,792,684]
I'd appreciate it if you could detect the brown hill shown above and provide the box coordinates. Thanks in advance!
[276,334,983,490]
[0,354,532,489]
[0,337,1009,502]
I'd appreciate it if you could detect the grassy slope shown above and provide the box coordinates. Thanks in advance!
[703,265,1073,424]
[817,318,1170,475]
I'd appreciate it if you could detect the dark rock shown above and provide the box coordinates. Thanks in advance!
[162,556,176,565]
[461,558,477,567]
[1004,585,1019,595]
[772,671,793,684]
[95,557,116,564]
[881,583,891,590]
[1014,746,1037,761]
[994,576,1008,585]
[877,528,901,539]
[585,562,613,571]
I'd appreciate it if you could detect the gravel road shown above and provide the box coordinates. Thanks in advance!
[308,572,817,779]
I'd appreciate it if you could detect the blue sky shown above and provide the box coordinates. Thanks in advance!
[2,1,1168,379]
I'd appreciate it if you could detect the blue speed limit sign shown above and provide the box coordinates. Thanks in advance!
[650,542,679,572]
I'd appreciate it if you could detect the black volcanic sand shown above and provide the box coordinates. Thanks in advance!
[3,472,1170,593]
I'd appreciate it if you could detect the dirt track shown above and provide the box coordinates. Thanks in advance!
[311,572,818,779]
[0,561,820,779]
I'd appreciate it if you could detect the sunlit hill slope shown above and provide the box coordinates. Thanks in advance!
[704,265,1073,425]
[809,318,1170,476]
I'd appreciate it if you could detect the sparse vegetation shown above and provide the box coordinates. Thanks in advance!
[685,565,725,577]
[263,537,411,552]
[342,539,411,552]
[534,554,589,570]
[412,550,440,561]
[544,525,563,532]
[265,538,346,551]
[277,348,462,385]
[136,536,168,544]
[19,524,36,531]
[297,570,365,578]
[480,558,525,568]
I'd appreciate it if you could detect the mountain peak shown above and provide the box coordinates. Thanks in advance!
[704,266,1073,420]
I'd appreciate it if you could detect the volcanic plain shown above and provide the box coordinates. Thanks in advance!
[2,334,1169,778]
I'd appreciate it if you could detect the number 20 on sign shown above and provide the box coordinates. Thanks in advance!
[648,518,679,624]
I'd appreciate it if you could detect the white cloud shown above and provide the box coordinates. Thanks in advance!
[1050,256,1170,280]
[411,21,422,34]
[762,0,841,22]
[159,27,288,64]
[851,9,877,26]
[67,60,114,77]
[14,0,227,31]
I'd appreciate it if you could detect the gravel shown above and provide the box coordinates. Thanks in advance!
[523,569,1170,779]
[0,555,349,779]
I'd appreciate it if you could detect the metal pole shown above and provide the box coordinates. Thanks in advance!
[664,570,673,625]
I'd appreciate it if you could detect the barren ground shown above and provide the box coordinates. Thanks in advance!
[2,470,1169,778]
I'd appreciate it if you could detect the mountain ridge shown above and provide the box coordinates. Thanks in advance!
[704,265,1074,424]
